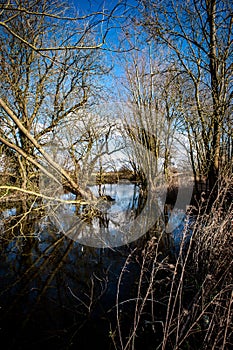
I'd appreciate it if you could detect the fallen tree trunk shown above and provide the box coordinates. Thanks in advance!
[0,98,96,201]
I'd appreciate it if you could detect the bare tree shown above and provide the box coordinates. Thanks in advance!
[0,0,123,200]
[0,0,118,51]
[118,43,186,191]
[139,0,233,192]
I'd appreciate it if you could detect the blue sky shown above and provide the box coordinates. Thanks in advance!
[65,1,142,92]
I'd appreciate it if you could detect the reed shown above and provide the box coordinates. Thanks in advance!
[112,172,233,349]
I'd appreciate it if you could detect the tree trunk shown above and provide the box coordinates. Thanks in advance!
[206,0,221,191]
[0,98,96,201]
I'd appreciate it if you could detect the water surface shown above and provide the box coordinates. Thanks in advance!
[0,183,187,349]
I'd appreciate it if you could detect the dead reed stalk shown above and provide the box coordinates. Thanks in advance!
[113,172,233,349]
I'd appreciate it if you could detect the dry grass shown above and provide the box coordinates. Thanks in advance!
[112,173,233,350]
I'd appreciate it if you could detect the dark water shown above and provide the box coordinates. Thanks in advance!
[0,184,187,349]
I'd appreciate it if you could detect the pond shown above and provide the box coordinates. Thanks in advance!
[0,183,191,349]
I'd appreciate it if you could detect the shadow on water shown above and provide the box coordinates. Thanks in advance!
[0,183,191,349]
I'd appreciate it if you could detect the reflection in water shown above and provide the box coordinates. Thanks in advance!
[51,183,168,247]
[0,184,187,349]
[52,183,143,247]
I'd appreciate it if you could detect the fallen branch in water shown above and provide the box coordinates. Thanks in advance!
[0,186,90,205]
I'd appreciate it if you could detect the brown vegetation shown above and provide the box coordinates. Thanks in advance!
[111,174,233,349]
